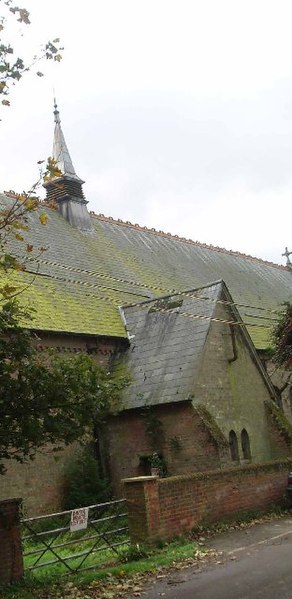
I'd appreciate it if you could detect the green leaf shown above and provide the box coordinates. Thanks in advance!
[39,212,48,225]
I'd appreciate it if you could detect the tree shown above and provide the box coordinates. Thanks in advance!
[270,302,292,406]
[272,302,292,369]
[0,157,61,282]
[0,186,130,475]
[0,300,130,474]
[0,0,62,109]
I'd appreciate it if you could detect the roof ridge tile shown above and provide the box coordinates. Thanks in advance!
[89,211,287,271]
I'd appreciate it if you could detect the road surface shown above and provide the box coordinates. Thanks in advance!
[138,516,292,599]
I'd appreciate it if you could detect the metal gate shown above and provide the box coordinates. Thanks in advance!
[21,499,129,575]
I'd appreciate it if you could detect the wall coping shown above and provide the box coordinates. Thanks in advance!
[122,459,292,488]
[122,476,158,484]
[0,497,22,506]
[157,458,292,486]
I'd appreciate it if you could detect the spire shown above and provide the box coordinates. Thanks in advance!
[43,100,93,231]
[52,98,83,181]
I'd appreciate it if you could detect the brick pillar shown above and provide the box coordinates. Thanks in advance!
[123,476,161,544]
[0,498,24,583]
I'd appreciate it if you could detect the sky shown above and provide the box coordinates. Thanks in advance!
[1,0,292,265]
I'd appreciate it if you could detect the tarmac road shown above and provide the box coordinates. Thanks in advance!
[138,516,292,599]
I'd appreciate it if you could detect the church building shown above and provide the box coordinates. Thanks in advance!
[1,104,292,514]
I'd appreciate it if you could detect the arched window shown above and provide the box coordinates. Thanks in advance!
[241,429,251,460]
[229,430,239,462]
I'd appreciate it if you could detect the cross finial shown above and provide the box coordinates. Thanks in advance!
[282,247,292,266]
[53,97,61,125]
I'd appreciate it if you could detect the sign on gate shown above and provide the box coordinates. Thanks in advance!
[70,507,89,531]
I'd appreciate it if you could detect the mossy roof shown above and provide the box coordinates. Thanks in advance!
[1,192,291,348]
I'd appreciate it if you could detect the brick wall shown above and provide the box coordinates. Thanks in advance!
[124,458,292,543]
[0,444,77,516]
[0,499,23,583]
[106,401,222,496]
[33,332,119,366]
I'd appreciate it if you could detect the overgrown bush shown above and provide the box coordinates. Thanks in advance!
[63,447,111,510]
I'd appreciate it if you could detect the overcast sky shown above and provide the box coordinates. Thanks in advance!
[1,0,292,265]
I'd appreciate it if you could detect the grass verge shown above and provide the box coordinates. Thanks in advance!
[0,537,207,599]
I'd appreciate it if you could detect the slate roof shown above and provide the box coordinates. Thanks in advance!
[120,280,277,410]
[1,192,291,348]
[120,282,220,409]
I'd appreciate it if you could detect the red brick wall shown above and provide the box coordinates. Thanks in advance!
[106,402,222,496]
[0,444,77,516]
[124,458,292,543]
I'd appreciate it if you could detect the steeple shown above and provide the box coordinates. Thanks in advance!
[43,100,93,231]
